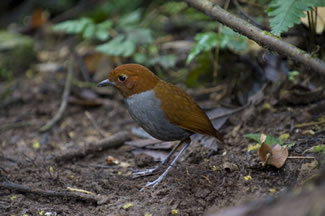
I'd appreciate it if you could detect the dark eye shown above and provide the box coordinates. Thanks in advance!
[118,75,127,82]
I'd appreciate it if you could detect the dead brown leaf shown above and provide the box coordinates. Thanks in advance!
[258,134,288,168]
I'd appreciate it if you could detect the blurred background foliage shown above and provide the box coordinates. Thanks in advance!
[0,0,324,94]
[51,0,251,87]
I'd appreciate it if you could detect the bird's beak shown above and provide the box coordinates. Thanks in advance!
[97,79,113,87]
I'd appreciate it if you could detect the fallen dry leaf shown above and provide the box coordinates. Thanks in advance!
[258,143,288,168]
[258,134,288,168]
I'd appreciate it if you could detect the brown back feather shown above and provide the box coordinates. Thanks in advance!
[154,81,222,142]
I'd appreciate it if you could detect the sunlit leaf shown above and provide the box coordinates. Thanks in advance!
[83,24,96,39]
[53,17,92,34]
[244,133,285,145]
[96,35,136,57]
[186,32,218,64]
[53,18,111,41]
[186,27,247,64]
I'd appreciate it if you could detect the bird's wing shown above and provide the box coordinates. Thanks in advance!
[154,81,222,141]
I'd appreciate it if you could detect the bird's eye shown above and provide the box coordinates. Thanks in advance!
[118,75,127,82]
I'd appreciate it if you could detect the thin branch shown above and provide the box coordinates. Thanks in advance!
[53,131,129,163]
[40,55,74,132]
[183,0,325,75]
[288,156,315,159]
[0,180,109,205]
[85,111,107,138]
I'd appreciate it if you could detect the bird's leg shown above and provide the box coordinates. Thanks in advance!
[140,140,190,190]
[132,140,185,178]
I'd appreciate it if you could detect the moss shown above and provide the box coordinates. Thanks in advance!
[262,31,282,39]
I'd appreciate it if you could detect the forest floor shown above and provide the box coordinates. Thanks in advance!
[1,66,324,216]
[1,28,325,216]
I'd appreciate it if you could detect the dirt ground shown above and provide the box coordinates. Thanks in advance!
[1,63,324,216]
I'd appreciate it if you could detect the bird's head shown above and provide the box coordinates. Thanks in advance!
[97,64,159,97]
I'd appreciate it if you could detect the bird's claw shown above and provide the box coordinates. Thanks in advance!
[132,167,159,179]
[139,175,165,191]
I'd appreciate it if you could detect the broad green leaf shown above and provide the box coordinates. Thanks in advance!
[148,55,177,69]
[127,28,153,44]
[244,133,285,145]
[95,20,112,41]
[186,32,218,64]
[314,144,325,153]
[53,17,93,34]
[119,10,141,26]
[267,0,325,35]
[219,27,247,51]
[186,27,247,64]
[83,24,96,39]
[53,18,111,41]
[96,35,136,57]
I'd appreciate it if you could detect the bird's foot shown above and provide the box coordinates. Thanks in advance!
[132,167,160,179]
[139,171,168,191]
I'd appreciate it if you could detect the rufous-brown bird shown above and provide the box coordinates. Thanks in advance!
[97,64,222,188]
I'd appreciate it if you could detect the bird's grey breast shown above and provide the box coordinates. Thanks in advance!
[125,90,191,141]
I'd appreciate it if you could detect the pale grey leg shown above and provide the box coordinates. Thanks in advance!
[140,141,190,190]
[132,140,185,178]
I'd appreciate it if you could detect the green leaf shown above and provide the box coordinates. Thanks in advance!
[53,18,112,41]
[219,27,247,51]
[95,20,112,41]
[53,17,93,34]
[148,55,177,69]
[186,32,218,64]
[119,10,141,26]
[267,0,324,35]
[288,70,299,81]
[96,35,136,57]
[127,28,153,44]
[313,144,325,153]
[83,24,96,39]
[244,133,285,145]
[186,27,247,64]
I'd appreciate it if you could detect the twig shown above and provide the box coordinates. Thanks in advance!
[0,180,109,205]
[295,120,325,128]
[183,0,325,74]
[288,156,315,159]
[40,55,74,132]
[85,111,107,138]
[53,131,129,163]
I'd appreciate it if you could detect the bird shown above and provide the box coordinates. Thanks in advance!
[97,64,222,189]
